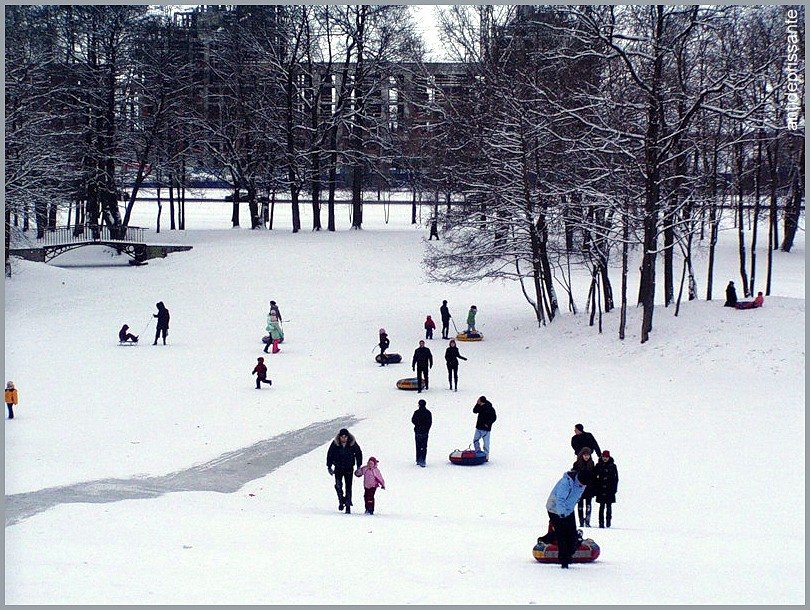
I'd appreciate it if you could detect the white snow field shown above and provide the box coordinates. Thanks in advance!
[4,202,805,604]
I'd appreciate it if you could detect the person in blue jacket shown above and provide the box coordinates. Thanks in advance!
[545,469,593,569]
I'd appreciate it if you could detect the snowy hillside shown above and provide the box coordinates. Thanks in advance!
[4,204,805,604]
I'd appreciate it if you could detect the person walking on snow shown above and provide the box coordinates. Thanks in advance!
[269,300,282,323]
[327,428,363,514]
[424,315,436,340]
[571,423,602,459]
[252,357,273,389]
[411,398,433,467]
[355,457,386,514]
[152,301,170,345]
[5,381,18,420]
[545,469,593,569]
[264,312,284,354]
[378,329,390,366]
[444,339,467,391]
[572,447,596,527]
[411,340,433,393]
[472,395,497,457]
[724,281,738,307]
[466,305,478,334]
[118,324,138,343]
[440,300,452,339]
[594,450,619,528]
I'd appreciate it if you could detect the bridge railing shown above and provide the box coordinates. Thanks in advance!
[39,226,145,246]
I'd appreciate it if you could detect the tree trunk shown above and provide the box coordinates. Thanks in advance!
[734,141,749,295]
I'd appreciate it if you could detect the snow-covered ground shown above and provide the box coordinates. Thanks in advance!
[4,202,805,604]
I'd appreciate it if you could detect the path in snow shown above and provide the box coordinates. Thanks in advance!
[5,415,359,527]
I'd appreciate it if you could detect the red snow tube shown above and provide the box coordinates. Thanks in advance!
[532,538,600,563]
[448,448,488,465]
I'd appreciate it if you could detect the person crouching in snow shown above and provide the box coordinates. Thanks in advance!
[546,469,593,569]
[252,357,273,388]
[424,315,436,340]
[264,312,284,354]
[355,457,385,514]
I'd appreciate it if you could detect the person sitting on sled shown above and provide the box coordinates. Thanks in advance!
[119,324,138,343]
[735,291,764,310]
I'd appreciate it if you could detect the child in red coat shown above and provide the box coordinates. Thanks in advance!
[424,315,436,340]
[252,357,273,389]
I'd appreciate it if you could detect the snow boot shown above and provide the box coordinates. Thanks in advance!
[335,484,345,511]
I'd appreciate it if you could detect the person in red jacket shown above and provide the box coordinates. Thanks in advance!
[424,315,436,340]
[252,357,272,389]
[736,291,765,310]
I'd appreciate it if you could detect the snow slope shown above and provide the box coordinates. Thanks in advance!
[4,204,805,604]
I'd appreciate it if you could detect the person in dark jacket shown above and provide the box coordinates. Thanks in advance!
[472,395,497,457]
[326,428,363,514]
[594,450,619,528]
[378,328,390,366]
[252,357,272,389]
[411,340,433,393]
[571,423,602,459]
[572,447,596,527]
[444,339,467,391]
[440,300,452,339]
[119,324,138,343]
[152,301,170,345]
[269,300,282,322]
[724,281,738,307]
[545,469,593,569]
[411,399,433,467]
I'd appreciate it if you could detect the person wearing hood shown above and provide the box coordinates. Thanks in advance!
[472,396,497,457]
[152,301,170,345]
[5,381,18,420]
[724,281,738,307]
[594,450,619,528]
[411,399,433,467]
[118,324,138,343]
[251,357,272,389]
[355,457,386,515]
[571,423,602,459]
[424,315,436,340]
[466,305,478,334]
[545,469,593,569]
[326,428,363,514]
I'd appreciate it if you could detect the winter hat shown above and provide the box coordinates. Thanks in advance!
[602,450,611,459]
[257,357,264,362]
[6,381,14,389]
[379,328,386,334]
[418,399,426,407]
[577,446,593,457]
[368,457,378,464]
[338,428,350,437]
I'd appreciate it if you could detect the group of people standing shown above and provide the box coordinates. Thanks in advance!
[379,300,477,392]
[543,424,619,568]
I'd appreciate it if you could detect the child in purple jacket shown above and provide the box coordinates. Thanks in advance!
[355,457,386,515]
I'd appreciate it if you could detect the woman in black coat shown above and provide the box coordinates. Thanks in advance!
[594,450,619,528]
[572,447,596,527]
[444,339,467,391]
